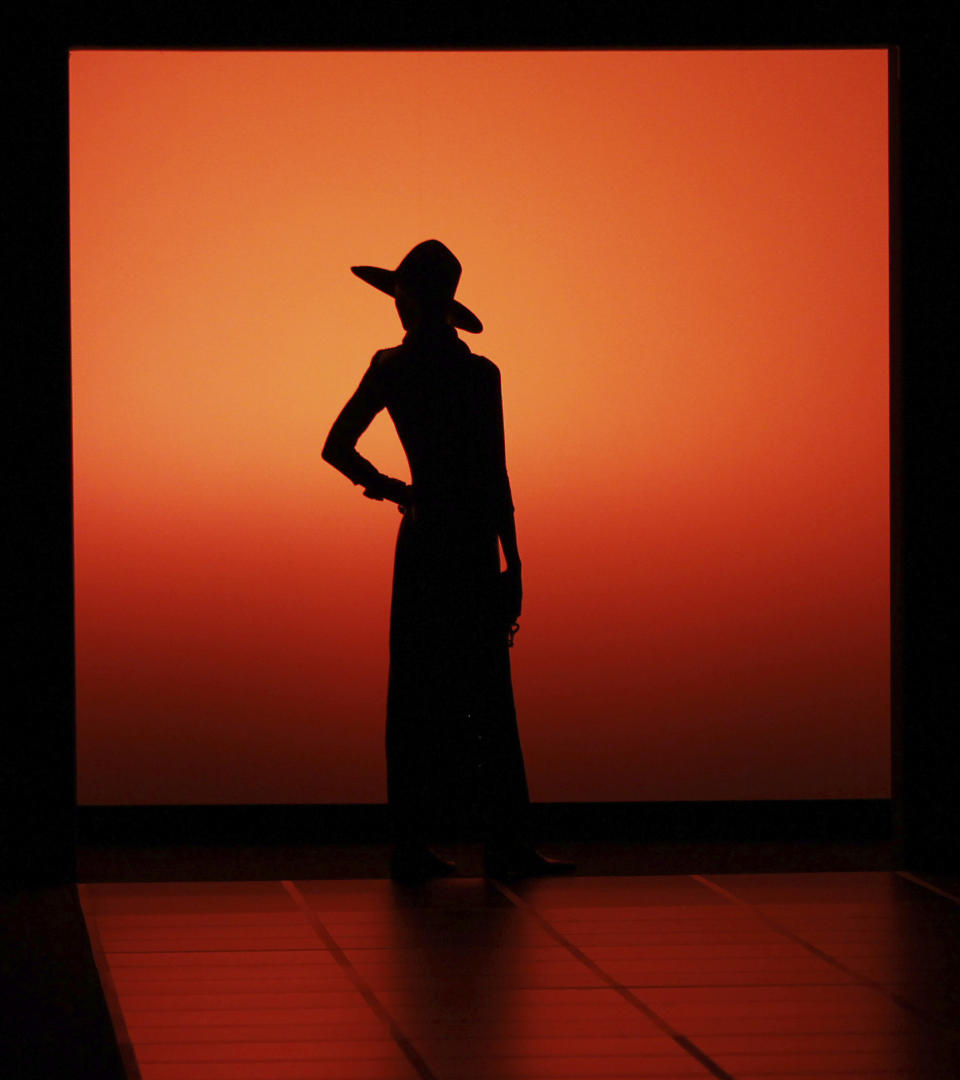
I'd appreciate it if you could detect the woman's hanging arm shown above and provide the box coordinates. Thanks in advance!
[490,365,521,573]
[322,358,410,505]
[498,496,521,573]
[490,364,522,629]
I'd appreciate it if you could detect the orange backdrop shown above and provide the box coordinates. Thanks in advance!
[70,50,890,805]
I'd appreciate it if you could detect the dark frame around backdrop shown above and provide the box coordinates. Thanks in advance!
[4,3,956,887]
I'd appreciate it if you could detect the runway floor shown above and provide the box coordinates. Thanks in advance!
[78,868,960,1079]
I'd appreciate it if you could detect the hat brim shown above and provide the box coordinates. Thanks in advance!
[351,265,483,333]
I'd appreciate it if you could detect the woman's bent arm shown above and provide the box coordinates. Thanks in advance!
[322,358,410,503]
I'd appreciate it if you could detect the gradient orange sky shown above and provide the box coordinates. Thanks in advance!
[70,49,890,805]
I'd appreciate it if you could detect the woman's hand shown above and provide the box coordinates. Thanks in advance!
[363,476,412,506]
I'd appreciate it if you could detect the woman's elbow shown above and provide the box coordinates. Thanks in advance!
[321,433,341,466]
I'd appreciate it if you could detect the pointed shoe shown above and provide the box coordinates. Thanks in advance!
[390,846,458,882]
[484,848,576,879]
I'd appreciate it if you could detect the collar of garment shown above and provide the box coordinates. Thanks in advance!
[403,322,461,346]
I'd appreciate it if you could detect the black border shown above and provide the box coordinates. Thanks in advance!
[77,799,892,848]
[5,2,956,886]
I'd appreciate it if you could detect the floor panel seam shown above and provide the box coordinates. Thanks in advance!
[897,871,960,906]
[281,879,439,1080]
[488,877,739,1080]
[77,885,145,1080]
[690,874,960,1037]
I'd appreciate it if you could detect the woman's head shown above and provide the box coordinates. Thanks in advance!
[394,281,452,331]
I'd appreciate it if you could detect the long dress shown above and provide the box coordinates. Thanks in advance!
[323,322,532,847]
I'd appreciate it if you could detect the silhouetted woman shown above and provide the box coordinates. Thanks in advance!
[323,240,572,880]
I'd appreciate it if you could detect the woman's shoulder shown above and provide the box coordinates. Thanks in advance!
[370,344,405,369]
[364,345,407,385]
[466,351,501,380]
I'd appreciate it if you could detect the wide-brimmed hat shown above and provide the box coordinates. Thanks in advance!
[351,239,483,333]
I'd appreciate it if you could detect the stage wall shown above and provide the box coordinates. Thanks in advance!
[71,50,890,804]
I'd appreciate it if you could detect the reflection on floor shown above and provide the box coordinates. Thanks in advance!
[80,872,960,1080]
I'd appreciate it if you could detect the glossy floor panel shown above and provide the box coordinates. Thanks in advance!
[80,872,960,1080]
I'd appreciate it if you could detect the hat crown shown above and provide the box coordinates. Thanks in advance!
[395,240,462,302]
